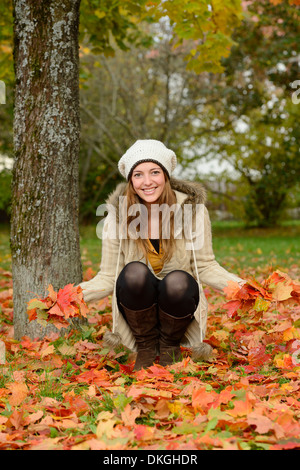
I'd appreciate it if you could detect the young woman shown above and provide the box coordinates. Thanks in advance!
[79,139,245,370]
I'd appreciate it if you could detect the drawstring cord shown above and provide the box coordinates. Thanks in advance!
[191,235,204,343]
[112,240,122,333]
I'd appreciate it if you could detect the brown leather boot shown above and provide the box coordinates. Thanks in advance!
[158,307,194,367]
[120,303,159,371]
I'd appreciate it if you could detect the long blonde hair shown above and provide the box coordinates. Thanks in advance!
[125,172,177,263]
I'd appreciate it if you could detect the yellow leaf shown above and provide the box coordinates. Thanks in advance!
[280,383,293,392]
[96,417,116,439]
[283,327,300,341]
[96,410,115,421]
[95,10,106,19]
[168,400,194,420]
[253,297,271,312]
[272,283,293,301]
[80,47,91,55]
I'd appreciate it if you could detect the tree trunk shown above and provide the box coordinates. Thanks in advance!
[11,0,82,340]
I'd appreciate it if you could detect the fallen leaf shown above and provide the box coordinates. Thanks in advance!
[121,404,140,427]
[8,382,29,406]
[272,283,293,301]
[247,411,274,434]
[40,344,55,358]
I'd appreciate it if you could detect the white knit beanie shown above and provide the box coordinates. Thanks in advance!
[118,139,177,180]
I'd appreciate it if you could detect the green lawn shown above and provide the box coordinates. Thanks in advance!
[1,221,299,280]
[211,220,300,275]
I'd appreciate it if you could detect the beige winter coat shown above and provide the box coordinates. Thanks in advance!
[79,178,244,354]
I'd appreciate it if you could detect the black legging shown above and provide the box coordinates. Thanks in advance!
[116,261,199,318]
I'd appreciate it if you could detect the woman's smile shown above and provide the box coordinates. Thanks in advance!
[142,187,157,195]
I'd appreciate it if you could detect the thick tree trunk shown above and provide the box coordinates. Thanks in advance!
[11,0,82,340]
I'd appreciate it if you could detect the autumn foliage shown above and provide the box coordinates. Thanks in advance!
[0,264,300,450]
[27,284,89,330]
[222,270,300,319]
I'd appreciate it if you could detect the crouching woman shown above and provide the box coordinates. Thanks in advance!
[79,140,245,370]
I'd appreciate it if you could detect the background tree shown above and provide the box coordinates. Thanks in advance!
[181,0,300,226]
[207,96,300,226]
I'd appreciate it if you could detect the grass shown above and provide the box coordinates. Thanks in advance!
[79,224,102,273]
[210,220,300,273]
[1,220,299,276]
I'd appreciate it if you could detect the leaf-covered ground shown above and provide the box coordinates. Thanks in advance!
[0,262,300,451]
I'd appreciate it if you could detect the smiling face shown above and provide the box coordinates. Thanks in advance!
[131,162,166,205]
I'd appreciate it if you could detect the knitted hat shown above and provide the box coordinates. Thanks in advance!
[118,139,177,180]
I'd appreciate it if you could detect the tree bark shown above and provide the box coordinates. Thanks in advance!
[11,0,82,340]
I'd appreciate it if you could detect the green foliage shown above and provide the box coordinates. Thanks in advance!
[79,0,152,57]
[145,0,243,73]
[188,0,300,227]
[231,0,300,87]
[0,0,14,83]
[0,170,12,221]
[1,0,243,81]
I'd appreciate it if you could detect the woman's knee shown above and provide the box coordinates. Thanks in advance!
[118,261,152,294]
[159,270,193,300]
[158,270,199,315]
[116,262,159,311]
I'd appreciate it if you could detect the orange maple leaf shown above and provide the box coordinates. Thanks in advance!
[8,382,29,407]
[226,393,254,418]
[192,387,218,414]
[223,281,241,300]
